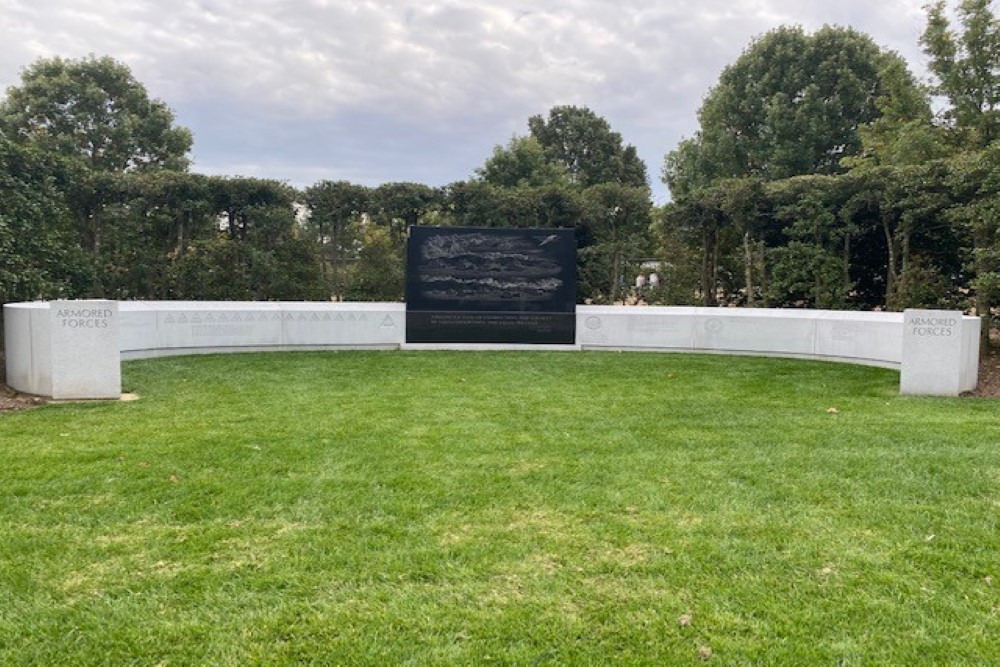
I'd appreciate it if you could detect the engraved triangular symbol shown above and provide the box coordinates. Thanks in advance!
[380,315,396,328]
[218,313,229,323]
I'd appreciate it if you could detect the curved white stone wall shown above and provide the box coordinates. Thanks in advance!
[4,301,981,398]
[116,301,405,360]
[576,305,905,368]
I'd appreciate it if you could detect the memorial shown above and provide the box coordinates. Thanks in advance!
[2,301,981,398]
[900,309,980,395]
[2,300,121,400]
[405,226,577,344]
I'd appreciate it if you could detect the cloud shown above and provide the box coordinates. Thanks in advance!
[0,0,935,200]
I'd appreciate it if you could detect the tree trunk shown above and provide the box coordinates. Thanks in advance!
[610,244,622,304]
[758,240,770,307]
[882,213,898,309]
[843,232,852,299]
[974,226,993,355]
[700,223,718,306]
[90,206,103,297]
[176,210,189,256]
[743,231,754,307]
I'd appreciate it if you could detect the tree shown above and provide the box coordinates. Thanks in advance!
[304,181,369,299]
[666,26,929,191]
[0,137,91,304]
[369,182,442,245]
[922,0,1000,348]
[767,176,854,309]
[578,184,653,302]
[946,147,1000,334]
[528,106,648,188]
[660,191,733,306]
[345,225,404,301]
[844,55,949,169]
[0,55,193,297]
[0,55,192,172]
[922,0,1000,149]
[476,135,569,188]
[208,177,297,248]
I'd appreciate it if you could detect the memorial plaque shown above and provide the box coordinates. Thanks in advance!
[900,309,976,395]
[406,226,576,344]
[50,300,121,399]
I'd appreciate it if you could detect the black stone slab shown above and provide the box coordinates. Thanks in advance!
[406,226,576,344]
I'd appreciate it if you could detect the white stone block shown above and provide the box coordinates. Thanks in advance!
[49,300,120,399]
[900,309,974,396]
[4,302,49,395]
[960,317,982,392]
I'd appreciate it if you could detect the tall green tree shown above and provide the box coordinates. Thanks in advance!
[578,184,653,303]
[209,177,297,248]
[946,147,1000,331]
[767,176,854,309]
[922,0,1000,149]
[0,137,91,304]
[304,180,369,299]
[666,26,929,191]
[345,225,404,301]
[476,135,569,188]
[528,106,648,188]
[0,55,193,296]
[0,55,192,172]
[922,0,1000,346]
[369,182,441,245]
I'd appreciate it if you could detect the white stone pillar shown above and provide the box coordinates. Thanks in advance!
[50,300,121,400]
[900,309,979,396]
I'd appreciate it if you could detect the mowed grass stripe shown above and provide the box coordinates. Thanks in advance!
[0,351,996,665]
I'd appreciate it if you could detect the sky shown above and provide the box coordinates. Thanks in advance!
[1,0,940,204]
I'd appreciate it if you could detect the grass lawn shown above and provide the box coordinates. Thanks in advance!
[0,351,997,665]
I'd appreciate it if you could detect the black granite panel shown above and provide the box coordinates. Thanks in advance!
[406,226,576,344]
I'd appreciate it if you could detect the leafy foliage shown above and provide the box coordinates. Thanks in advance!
[528,105,648,188]
[0,138,91,303]
[666,26,928,191]
[922,0,1000,149]
[476,135,569,188]
[345,225,404,301]
[0,55,192,172]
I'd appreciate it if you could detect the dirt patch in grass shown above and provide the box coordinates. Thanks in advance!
[0,382,47,412]
[967,344,1000,398]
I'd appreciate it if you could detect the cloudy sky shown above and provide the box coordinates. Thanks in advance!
[1,0,938,202]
